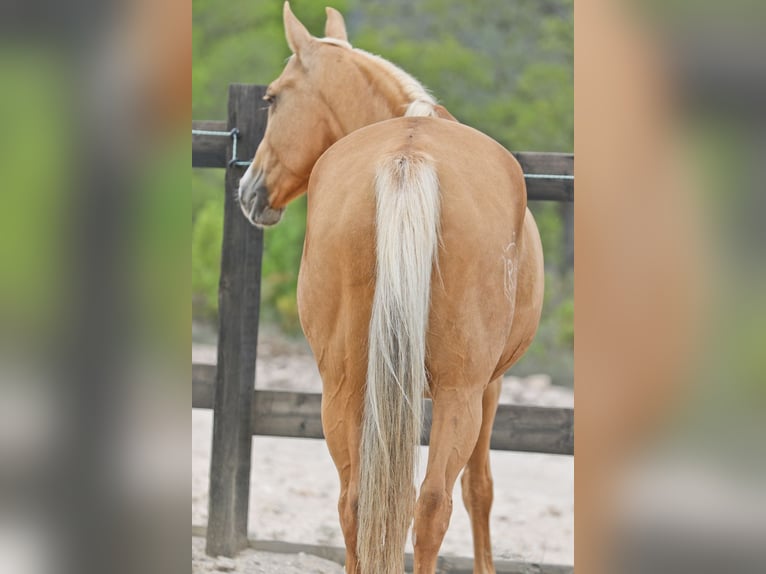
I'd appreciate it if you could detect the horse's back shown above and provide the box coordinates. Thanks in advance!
[298,117,542,383]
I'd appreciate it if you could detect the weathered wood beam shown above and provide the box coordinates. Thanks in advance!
[192,365,573,456]
[515,151,574,202]
[193,120,574,201]
[192,120,229,168]
[191,526,574,574]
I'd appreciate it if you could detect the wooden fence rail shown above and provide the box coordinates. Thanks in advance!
[192,121,574,202]
[193,362,573,455]
[192,84,574,570]
[192,525,572,574]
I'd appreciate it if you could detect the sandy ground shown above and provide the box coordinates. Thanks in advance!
[192,333,573,570]
[192,536,344,573]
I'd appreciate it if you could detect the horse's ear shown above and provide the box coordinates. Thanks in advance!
[283,1,313,55]
[324,7,348,43]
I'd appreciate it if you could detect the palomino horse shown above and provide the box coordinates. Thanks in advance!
[238,4,544,573]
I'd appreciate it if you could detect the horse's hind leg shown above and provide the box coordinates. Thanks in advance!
[460,377,501,574]
[321,375,364,573]
[413,383,485,573]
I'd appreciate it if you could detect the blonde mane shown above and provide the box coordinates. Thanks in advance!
[318,37,438,117]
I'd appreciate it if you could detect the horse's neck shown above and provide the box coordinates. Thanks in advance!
[337,55,417,133]
[347,97,403,133]
[324,51,447,143]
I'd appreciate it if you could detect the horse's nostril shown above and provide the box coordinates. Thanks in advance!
[248,198,258,220]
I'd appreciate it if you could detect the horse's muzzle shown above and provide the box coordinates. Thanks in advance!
[237,169,284,227]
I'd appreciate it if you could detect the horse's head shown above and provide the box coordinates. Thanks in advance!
[238,2,353,227]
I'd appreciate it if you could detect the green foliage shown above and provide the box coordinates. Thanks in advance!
[191,198,223,321]
[510,271,574,385]
[557,295,575,348]
[259,196,308,332]
[192,0,573,380]
[192,170,223,225]
[531,204,563,270]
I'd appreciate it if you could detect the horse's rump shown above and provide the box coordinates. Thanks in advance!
[302,116,532,392]
[299,116,534,572]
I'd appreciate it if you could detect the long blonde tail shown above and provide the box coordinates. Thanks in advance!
[357,153,440,573]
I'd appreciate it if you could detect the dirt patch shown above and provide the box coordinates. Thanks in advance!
[192,537,344,574]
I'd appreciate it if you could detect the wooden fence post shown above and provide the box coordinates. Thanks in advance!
[206,84,267,557]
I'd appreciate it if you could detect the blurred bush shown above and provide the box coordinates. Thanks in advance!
[191,196,223,322]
